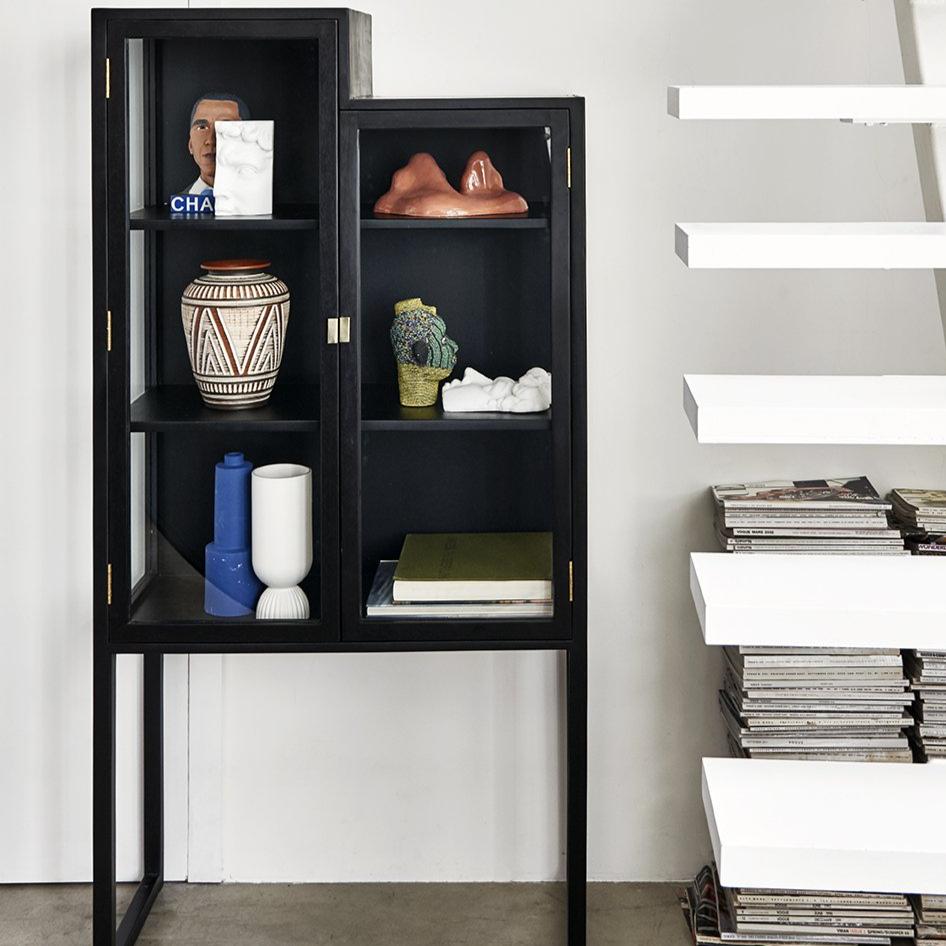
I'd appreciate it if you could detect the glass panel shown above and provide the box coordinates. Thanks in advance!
[130,230,147,588]
[128,36,320,216]
[357,125,555,622]
[129,431,321,624]
[130,432,147,589]
[122,34,324,625]
[129,43,147,589]
[128,39,145,210]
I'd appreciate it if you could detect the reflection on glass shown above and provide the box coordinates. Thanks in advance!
[128,432,320,624]
[358,126,556,621]
[130,433,146,588]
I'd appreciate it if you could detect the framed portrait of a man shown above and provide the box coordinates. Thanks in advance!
[185,91,251,194]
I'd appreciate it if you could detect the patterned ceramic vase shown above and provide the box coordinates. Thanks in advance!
[181,259,290,410]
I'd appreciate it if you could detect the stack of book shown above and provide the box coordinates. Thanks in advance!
[366,532,553,619]
[905,650,946,761]
[712,477,906,555]
[720,646,914,762]
[913,895,946,943]
[889,488,946,554]
[681,865,914,946]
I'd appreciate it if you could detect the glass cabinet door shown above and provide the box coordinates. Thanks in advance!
[339,109,573,642]
[105,19,339,644]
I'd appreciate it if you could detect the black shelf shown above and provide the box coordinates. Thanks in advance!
[129,204,319,230]
[361,202,549,229]
[128,573,323,633]
[361,385,551,430]
[130,384,320,431]
[132,573,251,624]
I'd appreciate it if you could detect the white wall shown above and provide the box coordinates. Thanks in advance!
[2,0,945,885]
[0,0,188,883]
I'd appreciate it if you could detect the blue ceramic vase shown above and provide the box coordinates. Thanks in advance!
[204,452,263,616]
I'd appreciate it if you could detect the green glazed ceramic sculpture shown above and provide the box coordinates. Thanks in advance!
[390,297,459,406]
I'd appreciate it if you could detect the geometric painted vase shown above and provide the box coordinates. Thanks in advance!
[181,259,290,410]
[204,451,263,617]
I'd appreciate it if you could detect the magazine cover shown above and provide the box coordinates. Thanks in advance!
[891,488,946,513]
[906,534,946,554]
[714,867,897,944]
[712,477,889,510]
[682,864,723,945]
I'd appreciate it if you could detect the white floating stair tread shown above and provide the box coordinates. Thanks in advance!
[703,757,946,894]
[668,85,946,122]
[684,374,946,444]
[691,552,946,649]
[675,222,946,269]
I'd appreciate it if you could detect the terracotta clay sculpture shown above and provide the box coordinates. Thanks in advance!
[374,151,528,218]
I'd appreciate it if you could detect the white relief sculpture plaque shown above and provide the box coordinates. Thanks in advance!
[442,367,552,413]
[213,120,274,216]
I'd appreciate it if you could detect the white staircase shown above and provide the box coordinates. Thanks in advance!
[690,553,946,649]
[676,222,946,269]
[670,84,946,123]
[672,0,946,898]
[684,374,946,444]
[703,758,946,894]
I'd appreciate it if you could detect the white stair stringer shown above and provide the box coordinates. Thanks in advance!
[896,0,946,345]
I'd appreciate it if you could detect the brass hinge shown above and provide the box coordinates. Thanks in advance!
[106,310,112,352]
[339,316,351,344]
[566,147,572,189]
[106,563,113,606]
[568,560,574,602]
[105,58,110,99]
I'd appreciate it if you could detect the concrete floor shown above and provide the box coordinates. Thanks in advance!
[0,881,691,946]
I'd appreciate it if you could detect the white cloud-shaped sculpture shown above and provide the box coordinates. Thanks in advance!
[442,367,551,413]
[213,120,274,216]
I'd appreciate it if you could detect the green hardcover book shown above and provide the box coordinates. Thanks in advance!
[393,532,553,603]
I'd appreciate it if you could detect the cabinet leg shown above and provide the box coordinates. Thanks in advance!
[93,650,116,946]
[115,654,165,946]
[95,653,164,946]
[566,646,588,946]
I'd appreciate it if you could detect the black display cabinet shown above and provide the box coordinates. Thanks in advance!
[92,9,586,945]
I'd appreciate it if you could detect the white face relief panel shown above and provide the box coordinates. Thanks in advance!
[213,120,274,216]
[442,367,552,413]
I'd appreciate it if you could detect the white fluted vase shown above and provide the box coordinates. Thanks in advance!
[251,464,313,619]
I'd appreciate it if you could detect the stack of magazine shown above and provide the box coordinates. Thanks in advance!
[913,896,946,943]
[712,477,905,555]
[681,864,914,946]
[720,646,914,762]
[889,489,946,554]
[905,650,946,761]
[366,532,553,619]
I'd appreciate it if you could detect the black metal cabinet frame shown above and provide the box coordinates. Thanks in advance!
[338,107,574,645]
[92,9,586,946]
[104,15,342,648]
